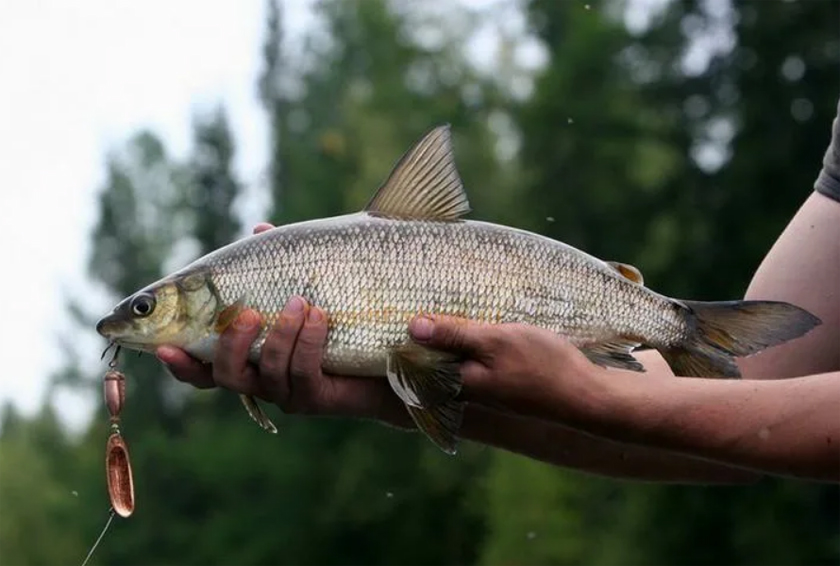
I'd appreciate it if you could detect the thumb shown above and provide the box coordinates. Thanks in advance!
[408,315,485,355]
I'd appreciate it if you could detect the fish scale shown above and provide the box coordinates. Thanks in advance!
[193,213,685,375]
[96,124,821,454]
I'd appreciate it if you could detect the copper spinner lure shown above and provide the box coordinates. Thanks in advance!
[102,344,135,518]
[79,346,136,566]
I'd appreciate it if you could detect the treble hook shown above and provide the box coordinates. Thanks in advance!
[100,342,122,369]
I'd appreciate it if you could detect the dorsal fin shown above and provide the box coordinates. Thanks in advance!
[364,125,470,221]
[607,261,644,285]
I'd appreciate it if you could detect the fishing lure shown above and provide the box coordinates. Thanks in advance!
[80,345,135,566]
[103,365,134,518]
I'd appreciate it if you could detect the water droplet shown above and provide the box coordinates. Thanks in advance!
[527,531,537,540]
[386,491,394,498]
[71,490,79,497]
[567,117,574,124]
[584,4,591,9]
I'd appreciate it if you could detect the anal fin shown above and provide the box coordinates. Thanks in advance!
[240,394,278,434]
[581,339,645,372]
[406,398,465,455]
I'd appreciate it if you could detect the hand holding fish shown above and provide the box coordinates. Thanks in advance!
[157,303,413,427]
[157,222,415,427]
[406,315,606,422]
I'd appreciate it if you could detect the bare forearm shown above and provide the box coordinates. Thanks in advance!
[376,378,758,483]
[457,403,761,484]
[586,371,840,482]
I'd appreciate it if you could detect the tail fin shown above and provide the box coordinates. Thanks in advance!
[660,300,821,378]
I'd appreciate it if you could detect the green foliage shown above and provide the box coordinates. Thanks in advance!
[1,0,837,565]
[481,1,840,565]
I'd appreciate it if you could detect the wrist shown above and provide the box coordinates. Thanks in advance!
[578,363,621,421]
[556,359,639,435]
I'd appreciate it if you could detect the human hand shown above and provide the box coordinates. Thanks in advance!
[407,316,609,424]
[156,223,413,428]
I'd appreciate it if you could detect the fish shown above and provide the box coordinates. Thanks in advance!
[95,124,822,454]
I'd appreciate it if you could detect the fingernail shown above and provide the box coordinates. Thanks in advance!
[156,346,177,364]
[234,310,259,330]
[285,296,305,315]
[308,307,323,323]
[253,222,274,234]
[409,317,434,341]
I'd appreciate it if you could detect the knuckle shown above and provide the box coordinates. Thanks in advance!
[259,334,289,376]
[298,320,328,352]
[436,322,464,349]
[488,326,512,348]
[275,314,305,339]
[288,352,316,381]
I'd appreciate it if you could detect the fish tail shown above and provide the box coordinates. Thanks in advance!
[660,299,821,378]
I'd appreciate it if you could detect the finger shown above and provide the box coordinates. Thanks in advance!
[253,222,275,235]
[213,309,264,396]
[287,306,330,409]
[258,296,308,406]
[408,315,488,356]
[157,346,217,389]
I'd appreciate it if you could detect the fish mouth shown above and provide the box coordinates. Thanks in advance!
[96,314,127,339]
[95,314,155,353]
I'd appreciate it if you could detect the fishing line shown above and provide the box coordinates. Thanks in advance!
[80,507,116,566]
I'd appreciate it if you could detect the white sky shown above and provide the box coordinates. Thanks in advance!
[0,0,320,431]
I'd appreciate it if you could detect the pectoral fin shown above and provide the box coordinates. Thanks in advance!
[386,342,463,408]
[406,399,465,455]
[215,296,249,334]
[386,342,465,454]
[240,394,278,434]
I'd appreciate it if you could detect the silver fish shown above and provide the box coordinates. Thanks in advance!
[96,125,821,453]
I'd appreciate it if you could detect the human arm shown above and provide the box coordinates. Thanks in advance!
[407,189,840,483]
[411,316,840,483]
[157,301,761,484]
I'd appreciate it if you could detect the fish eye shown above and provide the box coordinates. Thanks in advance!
[130,294,156,317]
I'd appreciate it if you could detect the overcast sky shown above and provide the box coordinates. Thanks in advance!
[0,1,321,431]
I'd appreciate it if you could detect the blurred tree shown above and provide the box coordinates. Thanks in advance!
[187,105,243,252]
[597,1,840,564]
[251,0,519,563]
[4,0,836,565]
[481,0,839,565]
[479,1,683,563]
[0,403,92,566]
[87,131,191,434]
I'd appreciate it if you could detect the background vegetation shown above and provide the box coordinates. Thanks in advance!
[1,1,837,564]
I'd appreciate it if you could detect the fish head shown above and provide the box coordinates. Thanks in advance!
[95,270,219,353]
